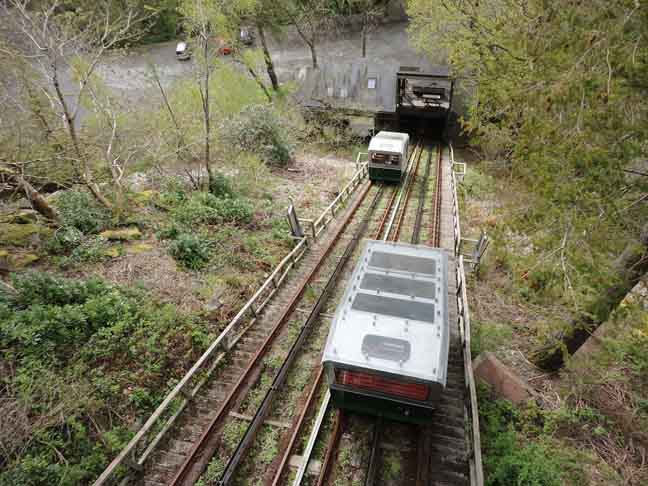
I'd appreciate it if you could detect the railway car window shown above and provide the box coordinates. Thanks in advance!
[371,153,386,163]
[367,77,377,89]
[351,293,435,323]
[360,273,435,300]
[361,335,411,362]
[337,370,429,401]
[368,252,437,276]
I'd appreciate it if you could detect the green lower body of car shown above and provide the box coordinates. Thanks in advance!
[330,387,435,424]
[368,166,403,183]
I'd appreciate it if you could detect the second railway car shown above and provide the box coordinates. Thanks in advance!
[322,240,450,424]
[368,131,410,183]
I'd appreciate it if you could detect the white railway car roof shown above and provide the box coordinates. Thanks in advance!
[368,132,408,155]
[322,240,449,384]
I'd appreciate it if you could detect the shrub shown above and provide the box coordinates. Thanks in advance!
[170,196,220,225]
[168,233,211,270]
[55,189,110,234]
[157,177,189,209]
[0,271,212,486]
[222,104,294,166]
[170,192,253,226]
[211,198,253,224]
[69,236,109,263]
[208,171,235,199]
[480,394,567,486]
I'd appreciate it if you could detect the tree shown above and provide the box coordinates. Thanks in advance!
[1,0,146,210]
[533,222,648,371]
[408,0,648,369]
[179,0,220,187]
[282,0,335,69]
[345,0,385,58]
[247,0,284,91]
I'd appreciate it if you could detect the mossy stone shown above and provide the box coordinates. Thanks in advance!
[102,246,121,258]
[125,243,153,254]
[0,209,39,224]
[10,253,40,268]
[0,223,50,246]
[132,190,158,205]
[99,227,142,241]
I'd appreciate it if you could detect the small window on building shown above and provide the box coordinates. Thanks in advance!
[367,77,377,89]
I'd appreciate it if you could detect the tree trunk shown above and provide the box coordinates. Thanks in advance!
[16,175,59,220]
[362,15,367,58]
[201,38,212,188]
[533,221,648,371]
[52,66,113,209]
[309,40,318,68]
[246,65,272,102]
[257,23,279,91]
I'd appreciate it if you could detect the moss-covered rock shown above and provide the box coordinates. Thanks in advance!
[99,227,142,241]
[0,209,39,224]
[125,243,153,254]
[10,253,40,268]
[0,223,51,246]
[132,190,158,205]
[102,246,121,258]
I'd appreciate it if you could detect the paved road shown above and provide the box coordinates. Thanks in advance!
[93,22,444,108]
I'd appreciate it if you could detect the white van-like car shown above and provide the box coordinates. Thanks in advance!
[175,41,191,61]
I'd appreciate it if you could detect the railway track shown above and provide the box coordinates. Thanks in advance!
[276,140,474,486]
[139,168,409,485]
[122,178,377,486]
[97,137,481,486]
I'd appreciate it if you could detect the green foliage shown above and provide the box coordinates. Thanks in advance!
[45,226,84,252]
[472,320,513,357]
[208,171,235,199]
[168,232,211,270]
[223,104,295,166]
[408,0,648,308]
[480,395,566,486]
[170,191,253,225]
[55,189,110,234]
[0,271,210,485]
[157,177,190,209]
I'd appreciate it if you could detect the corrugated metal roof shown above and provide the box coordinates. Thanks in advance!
[294,59,450,114]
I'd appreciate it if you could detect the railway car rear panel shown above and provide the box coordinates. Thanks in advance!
[368,131,409,183]
[322,240,449,424]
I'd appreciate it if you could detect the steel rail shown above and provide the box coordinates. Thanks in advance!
[271,174,407,486]
[268,366,324,486]
[93,164,369,486]
[392,143,425,242]
[411,145,434,245]
[168,182,373,486]
[429,145,444,247]
[287,139,426,486]
[382,141,422,241]
[364,417,383,486]
[313,411,343,486]
[372,142,419,241]
[215,186,386,486]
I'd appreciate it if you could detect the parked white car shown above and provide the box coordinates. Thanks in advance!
[175,41,191,60]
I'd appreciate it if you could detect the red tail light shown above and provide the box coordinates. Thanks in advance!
[338,370,429,401]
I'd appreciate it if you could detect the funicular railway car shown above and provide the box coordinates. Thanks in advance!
[367,131,410,183]
[322,240,449,424]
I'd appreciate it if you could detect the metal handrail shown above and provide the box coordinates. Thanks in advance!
[449,143,484,486]
[93,163,369,486]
